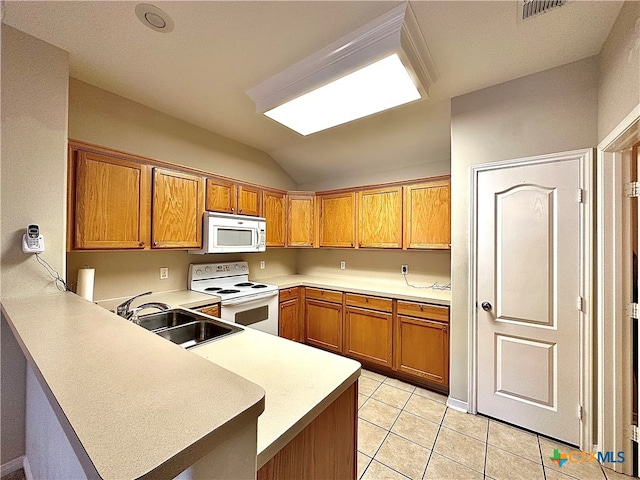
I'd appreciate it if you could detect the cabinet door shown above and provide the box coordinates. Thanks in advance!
[305,299,342,353]
[395,315,449,387]
[263,190,286,247]
[404,180,451,249]
[344,306,393,368]
[238,185,262,216]
[206,178,237,214]
[358,187,402,248]
[287,194,315,247]
[152,168,204,248]
[319,192,356,248]
[73,151,150,250]
[279,298,302,342]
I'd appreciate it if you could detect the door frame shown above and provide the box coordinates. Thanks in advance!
[597,104,640,476]
[468,148,594,451]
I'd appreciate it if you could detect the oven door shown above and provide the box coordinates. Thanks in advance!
[220,291,279,336]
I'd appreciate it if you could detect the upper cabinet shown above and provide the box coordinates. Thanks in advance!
[69,150,150,250]
[403,180,451,249]
[287,193,315,247]
[318,192,356,248]
[357,187,403,248]
[263,189,287,247]
[206,178,262,216]
[152,168,204,248]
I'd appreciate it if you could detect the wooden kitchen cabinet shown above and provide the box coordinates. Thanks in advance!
[152,168,205,248]
[206,178,262,216]
[263,190,287,247]
[404,179,451,249]
[304,288,343,353]
[357,186,402,248]
[279,287,303,342]
[287,193,315,247]
[69,150,150,250]
[196,303,220,317]
[318,192,356,248]
[395,301,449,387]
[344,294,393,368]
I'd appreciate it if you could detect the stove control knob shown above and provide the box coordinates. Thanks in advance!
[196,269,202,276]
[205,266,211,273]
[242,265,247,271]
[234,264,240,270]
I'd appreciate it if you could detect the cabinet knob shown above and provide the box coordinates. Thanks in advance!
[231,207,235,212]
[153,241,159,246]
[239,209,243,213]
[139,241,145,247]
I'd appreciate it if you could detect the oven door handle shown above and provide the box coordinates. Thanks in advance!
[222,291,278,307]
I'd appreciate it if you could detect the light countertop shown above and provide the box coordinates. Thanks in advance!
[96,289,220,313]
[1,292,264,480]
[259,274,451,306]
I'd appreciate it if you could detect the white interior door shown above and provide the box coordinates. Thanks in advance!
[476,156,586,446]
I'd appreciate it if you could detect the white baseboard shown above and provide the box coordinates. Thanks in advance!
[446,397,469,412]
[1,456,24,477]
[23,456,32,480]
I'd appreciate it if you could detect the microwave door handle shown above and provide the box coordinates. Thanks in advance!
[223,291,278,306]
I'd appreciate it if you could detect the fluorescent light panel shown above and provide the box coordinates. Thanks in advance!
[264,54,421,136]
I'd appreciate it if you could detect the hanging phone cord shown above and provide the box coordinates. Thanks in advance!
[35,253,70,292]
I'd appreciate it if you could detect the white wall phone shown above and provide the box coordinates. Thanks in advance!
[22,224,45,253]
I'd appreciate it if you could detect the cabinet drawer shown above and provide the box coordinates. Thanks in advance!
[279,287,299,303]
[197,304,220,317]
[397,301,449,322]
[345,293,392,313]
[304,288,343,304]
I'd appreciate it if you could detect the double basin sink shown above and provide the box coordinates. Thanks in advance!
[137,309,242,348]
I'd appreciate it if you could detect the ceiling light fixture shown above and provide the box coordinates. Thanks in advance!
[135,3,174,33]
[246,3,438,136]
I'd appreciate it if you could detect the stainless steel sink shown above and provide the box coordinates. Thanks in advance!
[137,309,242,348]
[137,310,201,331]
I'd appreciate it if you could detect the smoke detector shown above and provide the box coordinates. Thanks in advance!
[135,3,174,33]
[519,0,567,22]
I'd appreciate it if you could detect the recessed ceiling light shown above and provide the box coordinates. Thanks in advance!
[135,3,174,33]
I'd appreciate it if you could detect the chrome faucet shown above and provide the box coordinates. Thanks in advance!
[116,291,171,323]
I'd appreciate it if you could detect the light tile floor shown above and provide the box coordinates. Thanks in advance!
[357,369,631,480]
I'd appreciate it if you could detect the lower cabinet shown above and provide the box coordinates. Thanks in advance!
[304,288,343,353]
[395,301,449,387]
[344,294,393,368]
[285,286,450,390]
[279,287,303,342]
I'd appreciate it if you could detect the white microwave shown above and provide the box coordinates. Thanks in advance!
[189,212,266,254]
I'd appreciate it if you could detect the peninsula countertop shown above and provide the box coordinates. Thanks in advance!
[1,292,265,479]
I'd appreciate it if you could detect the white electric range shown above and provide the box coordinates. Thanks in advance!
[188,261,279,335]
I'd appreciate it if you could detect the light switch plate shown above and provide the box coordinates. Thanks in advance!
[160,267,169,279]
[340,261,346,270]
[260,260,265,269]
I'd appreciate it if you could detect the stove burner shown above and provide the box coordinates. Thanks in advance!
[252,284,267,289]
[216,289,241,295]
[205,287,223,292]
[234,282,254,287]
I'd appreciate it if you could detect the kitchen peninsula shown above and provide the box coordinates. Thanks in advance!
[1,291,360,479]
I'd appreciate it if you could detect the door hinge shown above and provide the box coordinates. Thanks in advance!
[577,296,584,312]
[631,425,639,442]
[578,405,583,421]
[625,182,640,198]
[627,303,639,319]
[577,188,584,203]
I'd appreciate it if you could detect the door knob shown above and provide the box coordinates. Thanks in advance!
[481,301,492,312]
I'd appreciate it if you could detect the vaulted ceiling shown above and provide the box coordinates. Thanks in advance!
[3,1,623,186]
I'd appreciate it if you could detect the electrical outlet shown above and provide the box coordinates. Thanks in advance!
[340,261,346,270]
[160,267,169,279]
[401,264,408,275]
[260,260,265,269]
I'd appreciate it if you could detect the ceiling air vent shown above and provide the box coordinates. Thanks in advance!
[520,0,567,21]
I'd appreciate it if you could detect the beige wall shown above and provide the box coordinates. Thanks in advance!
[297,249,450,288]
[1,25,69,464]
[67,79,299,300]
[597,1,640,142]
[449,56,598,403]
